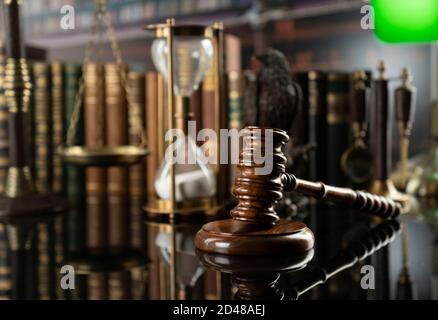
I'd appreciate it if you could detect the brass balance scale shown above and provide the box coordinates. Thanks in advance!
[55,0,150,286]
[58,0,149,167]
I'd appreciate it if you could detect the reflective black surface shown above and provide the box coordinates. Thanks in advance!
[0,195,436,300]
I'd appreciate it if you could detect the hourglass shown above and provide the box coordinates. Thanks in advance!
[145,20,226,216]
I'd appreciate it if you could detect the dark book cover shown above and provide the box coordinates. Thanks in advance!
[36,222,56,300]
[0,43,7,194]
[0,224,11,300]
[306,70,330,299]
[51,62,64,194]
[84,63,108,298]
[325,71,353,298]
[32,62,53,193]
[64,63,86,253]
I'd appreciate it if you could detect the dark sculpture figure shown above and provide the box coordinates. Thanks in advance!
[243,48,301,132]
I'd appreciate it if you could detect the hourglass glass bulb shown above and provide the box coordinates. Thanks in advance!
[154,134,216,201]
[151,36,213,97]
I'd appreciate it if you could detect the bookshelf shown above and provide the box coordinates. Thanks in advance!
[23,0,249,39]
[23,0,366,49]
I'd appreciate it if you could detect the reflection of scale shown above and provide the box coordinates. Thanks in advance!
[58,0,148,167]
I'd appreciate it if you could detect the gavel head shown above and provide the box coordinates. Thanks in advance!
[231,126,290,226]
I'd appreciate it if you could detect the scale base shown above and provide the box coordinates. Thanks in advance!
[0,193,68,221]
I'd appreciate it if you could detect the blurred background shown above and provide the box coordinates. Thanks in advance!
[22,0,435,154]
[0,0,436,300]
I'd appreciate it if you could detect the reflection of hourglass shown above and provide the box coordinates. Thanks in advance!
[151,29,216,202]
[155,225,205,299]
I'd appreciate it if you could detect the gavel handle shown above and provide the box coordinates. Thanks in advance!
[282,173,401,219]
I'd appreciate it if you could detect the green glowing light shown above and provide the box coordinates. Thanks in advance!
[373,0,438,43]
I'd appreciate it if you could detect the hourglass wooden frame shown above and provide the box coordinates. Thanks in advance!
[144,19,226,217]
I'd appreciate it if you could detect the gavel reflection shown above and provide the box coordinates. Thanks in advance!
[197,220,399,300]
[288,220,400,300]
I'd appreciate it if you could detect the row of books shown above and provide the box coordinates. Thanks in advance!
[23,0,247,36]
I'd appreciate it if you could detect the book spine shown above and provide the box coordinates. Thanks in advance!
[227,71,244,131]
[50,62,65,300]
[128,72,146,202]
[202,66,215,159]
[51,62,64,193]
[0,224,11,300]
[326,75,351,189]
[308,71,328,266]
[32,62,52,193]
[64,63,86,254]
[105,63,129,247]
[63,63,88,299]
[84,63,108,299]
[105,63,131,300]
[127,71,146,248]
[308,71,328,183]
[87,273,108,300]
[306,71,330,299]
[145,72,162,299]
[84,62,107,247]
[145,72,170,297]
[0,43,8,194]
[127,71,147,299]
[37,222,56,300]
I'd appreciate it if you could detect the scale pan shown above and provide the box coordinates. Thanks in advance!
[59,145,149,166]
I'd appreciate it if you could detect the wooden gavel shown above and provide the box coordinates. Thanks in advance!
[196,127,401,259]
[233,126,402,222]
